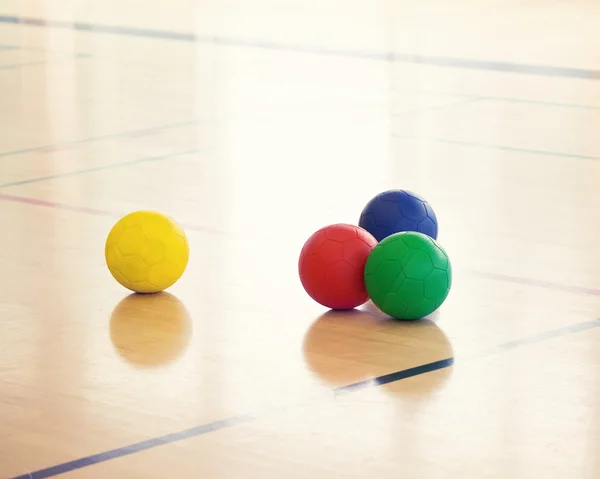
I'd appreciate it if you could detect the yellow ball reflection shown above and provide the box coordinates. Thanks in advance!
[109,292,192,368]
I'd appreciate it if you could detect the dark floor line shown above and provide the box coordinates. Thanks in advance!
[334,358,454,394]
[2,15,600,80]
[10,415,257,479]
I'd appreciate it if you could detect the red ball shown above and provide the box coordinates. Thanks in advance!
[298,223,378,310]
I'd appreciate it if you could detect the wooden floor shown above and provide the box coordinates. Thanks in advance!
[2,0,600,477]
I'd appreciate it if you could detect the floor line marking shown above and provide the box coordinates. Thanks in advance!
[464,318,600,360]
[0,148,204,188]
[470,270,600,297]
[2,15,600,81]
[393,134,600,162]
[10,315,600,479]
[333,358,454,395]
[10,414,258,479]
[0,119,200,160]
[392,97,482,118]
[0,53,89,71]
[478,95,600,111]
[0,192,229,235]
[403,88,600,112]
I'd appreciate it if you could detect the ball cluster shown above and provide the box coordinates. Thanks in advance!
[299,189,452,320]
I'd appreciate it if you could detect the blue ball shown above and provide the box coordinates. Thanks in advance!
[358,189,438,242]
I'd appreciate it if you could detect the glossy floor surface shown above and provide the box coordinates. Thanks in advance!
[2,1,600,478]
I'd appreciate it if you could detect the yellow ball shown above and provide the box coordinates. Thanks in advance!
[105,211,189,293]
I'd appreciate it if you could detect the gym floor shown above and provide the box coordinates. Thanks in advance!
[2,1,600,477]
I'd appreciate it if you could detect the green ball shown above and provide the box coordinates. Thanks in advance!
[364,231,452,320]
